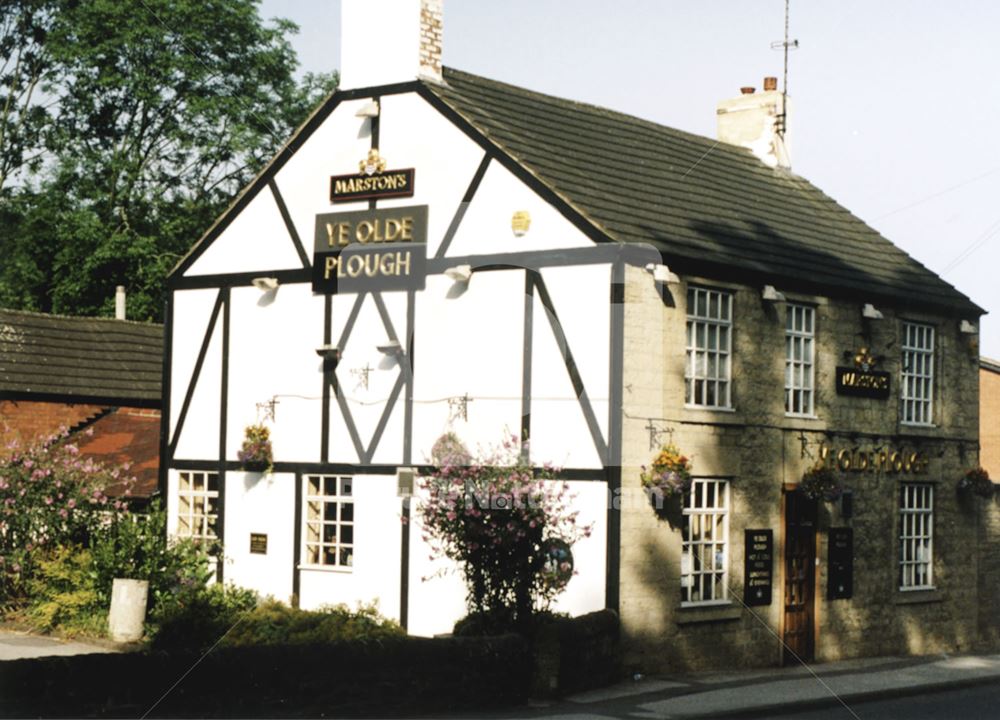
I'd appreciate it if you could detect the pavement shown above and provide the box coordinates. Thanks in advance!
[0,628,120,661]
[506,652,1000,719]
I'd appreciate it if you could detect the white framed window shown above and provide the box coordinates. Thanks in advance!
[901,322,935,425]
[686,287,733,409]
[176,470,219,542]
[785,304,815,416]
[681,479,729,605]
[303,475,354,569]
[899,483,933,590]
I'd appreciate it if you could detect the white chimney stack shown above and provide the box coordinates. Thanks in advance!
[115,285,126,320]
[716,77,791,169]
[340,0,443,90]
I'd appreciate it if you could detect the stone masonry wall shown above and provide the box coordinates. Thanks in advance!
[619,272,985,673]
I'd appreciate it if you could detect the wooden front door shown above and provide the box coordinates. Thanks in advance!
[783,490,817,664]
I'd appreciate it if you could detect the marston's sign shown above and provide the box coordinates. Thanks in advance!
[836,366,891,399]
[330,168,415,203]
[836,346,890,399]
[312,205,428,293]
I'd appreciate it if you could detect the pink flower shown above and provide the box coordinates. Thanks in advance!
[44,497,52,505]
[67,499,76,509]
[59,509,68,519]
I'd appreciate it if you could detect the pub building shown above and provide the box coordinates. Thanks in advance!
[161,0,999,672]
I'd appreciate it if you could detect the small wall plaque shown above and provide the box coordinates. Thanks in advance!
[250,533,268,555]
[827,527,853,600]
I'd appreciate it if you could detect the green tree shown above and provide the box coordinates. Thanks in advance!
[0,0,57,195]
[0,0,337,319]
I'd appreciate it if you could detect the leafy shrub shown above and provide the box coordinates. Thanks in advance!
[150,583,259,652]
[0,429,136,599]
[799,464,844,502]
[958,467,994,498]
[23,546,104,637]
[223,600,404,647]
[88,499,210,611]
[420,433,591,631]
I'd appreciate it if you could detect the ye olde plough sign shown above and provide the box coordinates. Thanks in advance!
[312,205,428,293]
[818,442,929,474]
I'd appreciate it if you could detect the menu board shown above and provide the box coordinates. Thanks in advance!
[744,529,773,606]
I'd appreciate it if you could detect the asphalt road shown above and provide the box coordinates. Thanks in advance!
[728,680,1000,720]
[0,629,114,660]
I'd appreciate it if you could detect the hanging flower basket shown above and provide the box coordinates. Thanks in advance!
[799,464,843,502]
[238,423,273,474]
[641,444,692,519]
[958,467,994,499]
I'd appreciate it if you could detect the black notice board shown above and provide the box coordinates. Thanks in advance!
[250,533,268,555]
[828,527,853,600]
[744,529,773,606]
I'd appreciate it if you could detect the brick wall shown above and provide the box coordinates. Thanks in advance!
[980,366,1000,478]
[0,400,161,497]
[618,274,987,672]
[0,400,105,451]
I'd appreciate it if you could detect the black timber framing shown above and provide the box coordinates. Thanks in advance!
[321,294,333,463]
[269,179,311,269]
[157,295,174,499]
[520,271,533,459]
[169,459,605,481]
[169,246,631,291]
[292,471,303,606]
[530,270,608,464]
[606,259,625,613]
[434,152,491,259]
[169,290,224,457]
[216,288,231,583]
[168,81,422,282]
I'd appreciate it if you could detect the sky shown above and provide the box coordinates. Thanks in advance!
[259,0,1000,358]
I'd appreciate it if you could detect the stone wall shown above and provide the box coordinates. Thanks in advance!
[618,273,986,672]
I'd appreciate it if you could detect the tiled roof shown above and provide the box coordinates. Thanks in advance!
[981,357,1000,374]
[0,309,163,404]
[427,68,981,315]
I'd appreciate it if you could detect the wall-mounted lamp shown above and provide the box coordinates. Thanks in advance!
[960,320,978,334]
[645,263,680,284]
[862,303,884,320]
[762,285,786,302]
[376,340,402,355]
[355,100,380,118]
[444,264,473,284]
[315,344,341,360]
[252,277,279,292]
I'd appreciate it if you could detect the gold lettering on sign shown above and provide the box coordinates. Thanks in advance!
[818,443,928,475]
[322,250,415,281]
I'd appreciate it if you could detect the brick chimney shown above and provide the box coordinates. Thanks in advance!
[716,77,791,169]
[340,0,443,90]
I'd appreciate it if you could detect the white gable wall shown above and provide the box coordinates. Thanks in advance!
[166,85,616,632]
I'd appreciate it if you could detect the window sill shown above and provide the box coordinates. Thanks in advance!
[298,564,354,575]
[895,588,940,605]
[682,406,744,426]
[675,602,742,625]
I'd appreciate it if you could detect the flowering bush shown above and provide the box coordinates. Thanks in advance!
[799,464,844,502]
[958,467,994,499]
[418,434,591,629]
[640,444,693,500]
[0,428,136,600]
[238,423,273,472]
